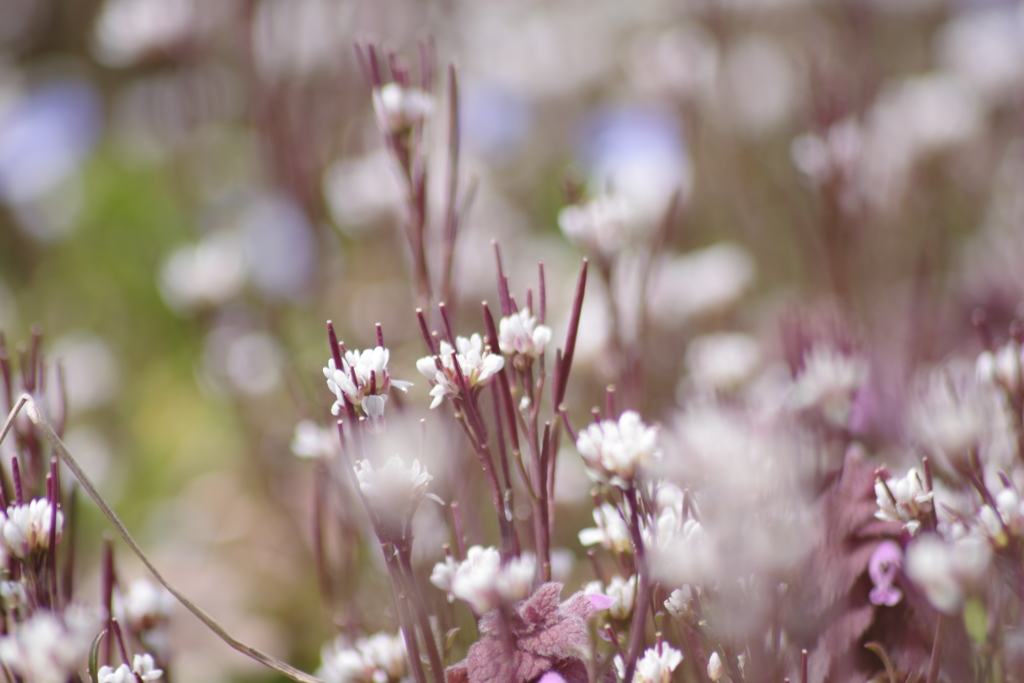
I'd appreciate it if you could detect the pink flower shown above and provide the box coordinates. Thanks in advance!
[445,583,614,683]
[868,540,903,607]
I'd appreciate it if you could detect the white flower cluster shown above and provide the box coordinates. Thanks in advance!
[372,83,434,134]
[416,335,504,409]
[0,606,99,683]
[874,468,933,535]
[1,499,63,559]
[977,486,1024,548]
[290,420,339,459]
[98,654,163,683]
[615,642,684,683]
[120,578,174,632]
[430,546,535,614]
[498,309,552,360]
[317,631,408,683]
[323,346,412,430]
[578,503,632,554]
[576,411,660,488]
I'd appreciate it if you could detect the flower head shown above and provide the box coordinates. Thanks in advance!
[615,642,684,683]
[416,335,504,409]
[906,532,990,613]
[976,341,1024,393]
[874,468,933,535]
[323,346,412,432]
[0,605,99,683]
[317,631,407,683]
[98,664,133,683]
[558,194,638,259]
[1,499,63,559]
[868,540,903,606]
[431,546,536,614]
[290,420,339,459]
[498,309,552,361]
[575,411,660,488]
[354,456,434,538]
[132,654,163,681]
[120,578,174,632]
[789,346,867,427]
[578,503,632,554]
[584,575,636,620]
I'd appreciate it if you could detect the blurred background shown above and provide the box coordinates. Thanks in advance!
[2,0,1024,680]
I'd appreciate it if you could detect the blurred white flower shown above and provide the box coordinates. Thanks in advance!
[789,346,867,427]
[324,346,412,430]
[558,194,638,259]
[664,586,694,619]
[906,533,990,613]
[323,151,403,233]
[120,578,174,632]
[98,663,134,683]
[252,0,350,81]
[498,308,552,359]
[874,468,933,535]
[647,244,755,325]
[721,35,798,136]
[976,341,1023,394]
[159,231,246,311]
[684,333,761,394]
[430,546,535,614]
[373,83,434,135]
[416,335,503,409]
[0,605,99,683]
[354,457,433,510]
[576,410,660,488]
[290,420,339,459]
[49,332,120,413]
[578,503,632,554]
[2,499,63,559]
[317,631,407,683]
[0,581,26,611]
[910,362,989,462]
[92,0,196,67]
[936,6,1024,106]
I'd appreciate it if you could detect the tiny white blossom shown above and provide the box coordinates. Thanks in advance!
[615,642,684,683]
[576,411,660,488]
[355,456,434,512]
[132,654,163,681]
[498,308,552,360]
[1,499,64,559]
[664,587,694,619]
[373,83,434,134]
[684,333,762,394]
[578,503,633,554]
[585,575,637,620]
[0,581,26,611]
[290,420,338,459]
[317,631,407,683]
[910,364,988,461]
[323,346,412,431]
[416,335,504,409]
[874,468,933,535]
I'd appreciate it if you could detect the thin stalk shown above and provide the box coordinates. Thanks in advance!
[621,488,652,683]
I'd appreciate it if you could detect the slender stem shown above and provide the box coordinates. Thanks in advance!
[397,544,446,683]
[383,547,429,683]
[621,488,652,683]
[926,615,944,683]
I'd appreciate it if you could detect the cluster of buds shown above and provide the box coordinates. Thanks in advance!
[416,335,504,409]
[372,83,434,136]
[575,411,660,489]
[976,485,1024,548]
[874,467,933,535]
[430,546,536,614]
[323,346,412,431]
[1,498,63,559]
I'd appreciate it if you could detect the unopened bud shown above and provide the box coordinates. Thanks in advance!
[707,652,724,681]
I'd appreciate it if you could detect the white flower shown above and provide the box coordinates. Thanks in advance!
[431,546,536,613]
[354,456,434,525]
[0,581,26,611]
[789,346,867,427]
[576,411,660,487]
[910,363,988,460]
[558,194,638,259]
[707,652,724,681]
[98,664,134,683]
[317,631,407,683]
[615,642,684,683]
[323,346,412,430]
[578,503,633,554]
[906,533,991,613]
[121,579,174,632]
[498,308,552,359]
[290,420,338,459]
[0,606,99,683]
[585,575,637,620]
[1,499,64,558]
[416,335,504,409]
[132,654,163,681]
[684,333,761,394]
[664,587,694,619]
[874,468,934,535]
[372,83,434,134]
